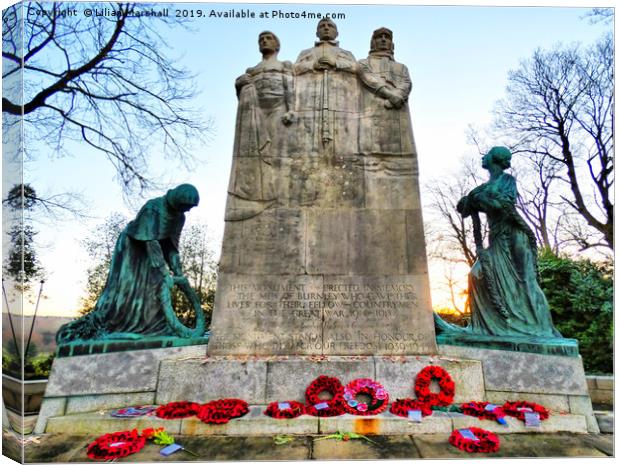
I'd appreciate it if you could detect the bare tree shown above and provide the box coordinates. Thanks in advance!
[584,8,614,24]
[2,2,210,195]
[78,212,128,315]
[426,155,486,268]
[424,155,488,315]
[512,154,565,253]
[493,33,613,250]
[3,183,87,221]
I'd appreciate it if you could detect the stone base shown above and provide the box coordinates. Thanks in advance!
[37,348,598,435]
[44,406,588,436]
[56,335,209,357]
[437,345,599,433]
[435,333,579,357]
[154,355,484,405]
[34,345,207,434]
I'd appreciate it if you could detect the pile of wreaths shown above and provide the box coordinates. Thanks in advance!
[89,365,553,458]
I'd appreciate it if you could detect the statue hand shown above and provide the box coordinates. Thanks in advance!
[281,111,295,126]
[173,275,190,288]
[388,94,404,109]
[315,56,336,70]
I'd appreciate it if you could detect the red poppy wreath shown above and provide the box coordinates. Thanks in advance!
[502,401,549,421]
[305,375,345,417]
[460,401,507,424]
[155,401,201,419]
[342,378,389,415]
[414,365,455,407]
[448,427,500,453]
[389,398,433,418]
[198,398,249,424]
[264,400,306,419]
[86,429,146,461]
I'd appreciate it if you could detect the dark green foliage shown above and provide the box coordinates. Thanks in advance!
[4,183,38,210]
[2,346,54,380]
[5,225,44,282]
[538,249,613,374]
[3,184,44,286]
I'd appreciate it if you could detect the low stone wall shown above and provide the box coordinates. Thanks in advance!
[586,375,613,406]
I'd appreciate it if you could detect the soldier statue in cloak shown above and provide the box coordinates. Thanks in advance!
[56,184,205,343]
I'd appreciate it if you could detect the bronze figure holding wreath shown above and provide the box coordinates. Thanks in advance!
[56,184,205,343]
[435,147,562,339]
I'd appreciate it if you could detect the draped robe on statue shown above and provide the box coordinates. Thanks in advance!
[56,185,199,343]
[435,173,562,339]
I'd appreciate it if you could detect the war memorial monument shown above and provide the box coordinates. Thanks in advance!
[35,20,598,440]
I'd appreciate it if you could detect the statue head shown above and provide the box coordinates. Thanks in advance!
[316,18,338,41]
[482,146,512,170]
[370,27,394,55]
[258,31,280,54]
[166,184,200,212]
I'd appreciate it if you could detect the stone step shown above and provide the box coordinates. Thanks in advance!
[593,410,613,434]
[45,406,588,436]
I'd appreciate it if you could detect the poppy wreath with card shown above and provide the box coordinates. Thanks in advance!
[389,398,433,418]
[264,400,306,419]
[342,378,389,415]
[414,365,455,406]
[305,375,346,417]
[110,405,156,418]
[460,401,507,423]
[86,429,146,461]
[448,427,500,453]
[155,401,201,419]
[502,401,549,421]
[198,398,249,424]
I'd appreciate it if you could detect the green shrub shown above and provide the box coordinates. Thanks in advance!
[2,349,54,380]
[538,249,613,374]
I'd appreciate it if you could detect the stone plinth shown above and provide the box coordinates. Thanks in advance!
[38,351,597,435]
[154,355,483,405]
[34,345,207,434]
[437,345,599,433]
[435,333,579,357]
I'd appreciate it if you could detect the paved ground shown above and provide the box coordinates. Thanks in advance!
[1,431,614,462]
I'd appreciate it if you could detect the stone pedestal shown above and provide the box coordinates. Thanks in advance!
[34,345,207,434]
[437,345,599,433]
[37,350,597,435]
